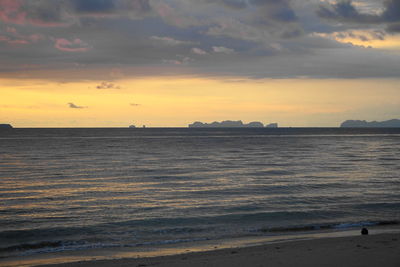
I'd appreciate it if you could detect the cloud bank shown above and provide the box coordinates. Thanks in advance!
[317,0,400,33]
[0,0,399,79]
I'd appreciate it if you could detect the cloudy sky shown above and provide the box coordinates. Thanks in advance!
[1,0,399,127]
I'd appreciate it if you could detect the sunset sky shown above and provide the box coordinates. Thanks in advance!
[1,0,400,127]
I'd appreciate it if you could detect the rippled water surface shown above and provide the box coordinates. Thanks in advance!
[0,128,399,257]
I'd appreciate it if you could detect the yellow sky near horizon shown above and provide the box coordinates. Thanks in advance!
[1,76,400,127]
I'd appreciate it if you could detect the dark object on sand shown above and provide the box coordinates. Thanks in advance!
[361,228,369,235]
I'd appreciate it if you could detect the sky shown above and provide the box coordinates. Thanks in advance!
[1,0,400,127]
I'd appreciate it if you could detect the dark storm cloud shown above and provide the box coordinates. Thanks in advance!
[317,0,378,23]
[0,0,71,26]
[382,0,400,32]
[211,0,298,22]
[69,0,153,18]
[0,0,152,26]
[383,0,400,22]
[249,0,298,22]
[280,27,303,39]
[317,0,400,32]
[387,23,400,32]
[71,0,116,13]
[70,0,152,15]
[23,0,68,26]
[205,0,248,9]
[0,0,399,80]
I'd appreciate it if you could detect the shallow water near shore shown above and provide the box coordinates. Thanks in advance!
[2,225,400,267]
[1,128,400,265]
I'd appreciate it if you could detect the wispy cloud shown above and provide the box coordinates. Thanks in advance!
[150,36,194,46]
[68,102,86,109]
[54,38,90,52]
[191,47,208,55]
[212,46,235,54]
[163,55,193,65]
[96,81,121,89]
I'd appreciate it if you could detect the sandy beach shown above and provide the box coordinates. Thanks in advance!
[32,232,400,267]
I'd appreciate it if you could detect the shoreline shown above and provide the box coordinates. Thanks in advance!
[1,226,399,267]
[38,232,400,267]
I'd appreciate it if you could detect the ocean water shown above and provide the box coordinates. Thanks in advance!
[0,128,400,259]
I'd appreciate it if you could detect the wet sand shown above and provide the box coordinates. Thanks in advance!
[37,232,400,267]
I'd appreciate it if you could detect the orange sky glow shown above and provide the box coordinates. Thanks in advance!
[2,76,399,127]
[1,0,400,127]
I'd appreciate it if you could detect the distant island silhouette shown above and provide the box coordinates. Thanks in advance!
[341,119,400,128]
[188,120,278,128]
[0,124,13,129]
[265,123,278,128]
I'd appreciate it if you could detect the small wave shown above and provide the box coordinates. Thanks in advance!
[130,237,209,247]
[259,220,400,233]
[378,157,400,161]
[0,241,66,253]
[250,170,294,176]
[0,237,210,258]
[353,202,400,210]
[152,226,210,235]
[334,222,376,229]
[1,220,399,258]
[0,240,121,257]
[0,240,111,255]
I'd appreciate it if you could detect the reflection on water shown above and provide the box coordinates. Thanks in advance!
[0,128,400,258]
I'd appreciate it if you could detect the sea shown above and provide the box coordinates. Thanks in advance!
[1,128,400,265]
